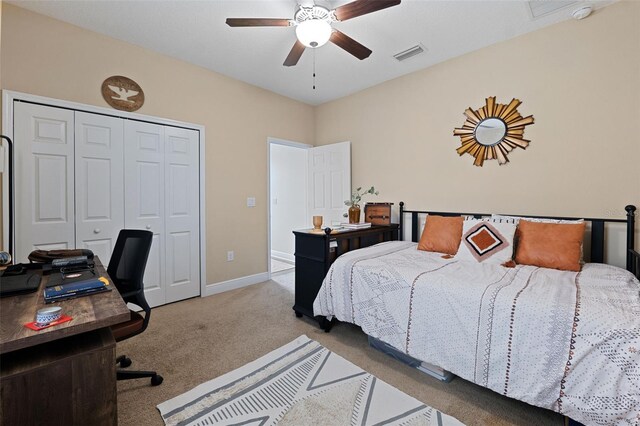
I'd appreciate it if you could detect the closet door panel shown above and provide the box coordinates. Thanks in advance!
[14,103,75,262]
[165,127,200,303]
[144,233,164,299]
[74,112,124,265]
[124,120,166,307]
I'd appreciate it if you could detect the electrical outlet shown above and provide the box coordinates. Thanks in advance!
[227,251,234,262]
[247,197,256,207]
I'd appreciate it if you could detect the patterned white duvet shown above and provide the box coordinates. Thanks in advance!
[313,241,640,425]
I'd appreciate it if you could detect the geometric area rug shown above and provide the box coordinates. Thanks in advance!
[157,335,465,426]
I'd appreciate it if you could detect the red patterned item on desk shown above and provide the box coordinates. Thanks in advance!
[25,315,73,331]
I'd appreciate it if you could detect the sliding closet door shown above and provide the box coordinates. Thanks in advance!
[12,98,201,305]
[165,127,200,303]
[14,103,75,262]
[75,112,124,265]
[124,120,166,307]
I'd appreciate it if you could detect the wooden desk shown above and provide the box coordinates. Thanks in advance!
[0,259,129,425]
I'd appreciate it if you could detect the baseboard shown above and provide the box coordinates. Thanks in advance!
[271,250,295,264]
[204,272,270,297]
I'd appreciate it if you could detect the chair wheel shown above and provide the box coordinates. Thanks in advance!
[151,374,164,386]
[119,357,132,368]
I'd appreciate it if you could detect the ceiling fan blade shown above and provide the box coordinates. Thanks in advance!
[333,0,401,21]
[226,18,291,27]
[330,30,372,60]
[283,40,306,66]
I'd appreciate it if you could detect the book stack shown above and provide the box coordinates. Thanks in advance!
[44,276,111,303]
[340,222,372,229]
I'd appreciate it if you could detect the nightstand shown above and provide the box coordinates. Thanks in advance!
[292,224,399,330]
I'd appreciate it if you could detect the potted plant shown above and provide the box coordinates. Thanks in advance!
[344,186,379,223]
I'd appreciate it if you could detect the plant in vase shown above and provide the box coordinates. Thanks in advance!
[344,186,379,224]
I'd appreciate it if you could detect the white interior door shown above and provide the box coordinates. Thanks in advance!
[75,111,124,265]
[14,103,75,262]
[307,141,351,226]
[124,120,166,307]
[164,126,200,303]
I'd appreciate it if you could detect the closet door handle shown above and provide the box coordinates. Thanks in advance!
[93,228,101,234]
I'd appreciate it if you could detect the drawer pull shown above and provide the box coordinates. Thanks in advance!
[368,215,389,219]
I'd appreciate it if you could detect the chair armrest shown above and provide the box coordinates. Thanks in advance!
[119,289,141,299]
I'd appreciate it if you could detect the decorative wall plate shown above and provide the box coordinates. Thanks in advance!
[453,97,534,166]
[101,76,145,112]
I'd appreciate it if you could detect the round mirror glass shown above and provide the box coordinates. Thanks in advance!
[475,118,506,146]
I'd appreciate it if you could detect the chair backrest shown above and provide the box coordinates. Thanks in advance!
[107,229,153,311]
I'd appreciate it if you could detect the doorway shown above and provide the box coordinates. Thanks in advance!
[268,138,311,277]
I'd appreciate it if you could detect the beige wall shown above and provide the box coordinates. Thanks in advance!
[2,1,639,278]
[316,1,640,248]
[0,4,315,283]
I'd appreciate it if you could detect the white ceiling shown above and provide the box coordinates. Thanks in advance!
[8,0,615,106]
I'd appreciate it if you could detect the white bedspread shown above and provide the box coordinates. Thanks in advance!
[313,241,640,425]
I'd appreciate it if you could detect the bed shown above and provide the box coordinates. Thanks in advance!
[313,203,639,425]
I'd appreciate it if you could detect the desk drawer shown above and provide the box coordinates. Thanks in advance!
[1,328,117,426]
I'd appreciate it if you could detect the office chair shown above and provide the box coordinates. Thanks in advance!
[108,229,163,386]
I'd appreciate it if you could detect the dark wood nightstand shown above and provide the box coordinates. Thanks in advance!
[292,224,399,330]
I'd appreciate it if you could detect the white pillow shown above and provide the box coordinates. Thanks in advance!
[491,214,584,225]
[454,219,517,265]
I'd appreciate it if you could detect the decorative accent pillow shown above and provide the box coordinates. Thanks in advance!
[417,215,463,255]
[514,220,586,272]
[492,214,586,262]
[455,219,517,265]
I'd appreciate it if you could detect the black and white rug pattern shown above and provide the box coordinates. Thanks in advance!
[158,335,464,426]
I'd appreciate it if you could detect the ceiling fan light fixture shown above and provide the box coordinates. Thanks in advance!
[295,19,332,48]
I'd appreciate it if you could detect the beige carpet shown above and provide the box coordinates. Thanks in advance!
[116,271,565,426]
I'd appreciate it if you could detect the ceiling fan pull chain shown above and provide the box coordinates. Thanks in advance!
[313,49,316,90]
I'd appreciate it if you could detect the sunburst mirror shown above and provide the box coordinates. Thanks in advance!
[453,97,534,167]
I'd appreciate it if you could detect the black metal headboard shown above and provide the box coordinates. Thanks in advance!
[398,202,638,275]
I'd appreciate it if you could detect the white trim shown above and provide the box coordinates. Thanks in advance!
[267,137,312,149]
[203,272,270,297]
[3,90,202,130]
[271,250,295,264]
[1,89,207,298]
[266,137,311,279]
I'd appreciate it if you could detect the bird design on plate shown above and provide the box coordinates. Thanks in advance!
[108,85,139,103]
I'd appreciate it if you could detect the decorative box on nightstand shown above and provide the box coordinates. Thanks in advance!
[364,202,393,225]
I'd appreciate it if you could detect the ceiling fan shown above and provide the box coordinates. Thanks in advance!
[226,0,401,66]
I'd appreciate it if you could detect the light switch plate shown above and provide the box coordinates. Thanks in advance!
[247,197,256,207]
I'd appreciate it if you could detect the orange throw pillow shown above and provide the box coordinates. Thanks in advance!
[514,220,586,272]
[417,215,464,255]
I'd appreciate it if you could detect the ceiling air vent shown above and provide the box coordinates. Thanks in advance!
[393,44,426,62]
[528,0,578,19]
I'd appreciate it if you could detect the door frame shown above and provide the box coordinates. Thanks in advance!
[2,90,207,297]
[266,137,312,278]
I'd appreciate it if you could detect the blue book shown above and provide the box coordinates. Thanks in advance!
[44,276,111,303]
